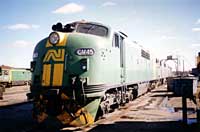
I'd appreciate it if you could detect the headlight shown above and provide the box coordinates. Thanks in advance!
[49,32,60,45]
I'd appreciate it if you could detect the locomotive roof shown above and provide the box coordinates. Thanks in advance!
[52,20,111,37]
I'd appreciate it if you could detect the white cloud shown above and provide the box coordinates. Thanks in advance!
[160,35,176,40]
[7,24,40,30]
[12,40,32,48]
[31,24,40,29]
[192,27,200,32]
[52,3,84,14]
[191,43,200,47]
[102,1,117,7]
[196,19,200,24]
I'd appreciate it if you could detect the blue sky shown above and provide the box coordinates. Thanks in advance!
[0,0,200,71]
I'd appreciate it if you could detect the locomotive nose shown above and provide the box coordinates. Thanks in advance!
[42,32,68,87]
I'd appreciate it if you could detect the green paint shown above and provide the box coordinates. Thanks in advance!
[84,98,101,119]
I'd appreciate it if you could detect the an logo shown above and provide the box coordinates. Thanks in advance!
[43,49,65,62]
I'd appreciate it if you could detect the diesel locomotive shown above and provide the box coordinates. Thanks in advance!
[28,21,172,127]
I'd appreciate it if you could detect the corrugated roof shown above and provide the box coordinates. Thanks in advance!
[0,65,13,69]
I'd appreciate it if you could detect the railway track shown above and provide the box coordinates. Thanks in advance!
[0,85,156,132]
[0,85,198,132]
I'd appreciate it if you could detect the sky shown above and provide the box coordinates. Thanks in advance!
[0,0,200,71]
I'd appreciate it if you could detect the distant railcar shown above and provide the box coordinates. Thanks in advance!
[0,66,31,87]
[28,21,173,128]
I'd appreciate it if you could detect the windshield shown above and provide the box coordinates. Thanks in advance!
[76,23,108,37]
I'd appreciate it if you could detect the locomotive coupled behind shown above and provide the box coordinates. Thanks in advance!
[28,21,172,127]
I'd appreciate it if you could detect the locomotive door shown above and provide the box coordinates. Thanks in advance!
[119,35,126,104]
[119,35,126,83]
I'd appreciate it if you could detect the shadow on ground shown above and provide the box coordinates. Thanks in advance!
[150,94,177,98]
[87,121,200,132]
[0,103,35,132]
[151,90,168,93]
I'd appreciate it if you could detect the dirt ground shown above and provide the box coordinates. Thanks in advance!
[0,85,30,106]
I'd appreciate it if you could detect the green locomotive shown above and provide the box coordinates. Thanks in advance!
[28,21,172,127]
[0,65,31,87]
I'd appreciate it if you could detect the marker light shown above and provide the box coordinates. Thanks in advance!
[80,58,88,71]
[49,32,60,45]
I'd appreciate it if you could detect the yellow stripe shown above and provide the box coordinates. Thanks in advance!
[70,108,94,126]
[46,40,52,48]
[52,64,64,86]
[61,93,70,100]
[58,33,68,46]
[46,32,68,47]
[56,111,73,125]
[79,111,94,125]
[42,64,51,86]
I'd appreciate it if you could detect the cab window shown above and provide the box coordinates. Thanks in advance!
[76,23,108,37]
[112,33,119,48]
[4,70,9,75]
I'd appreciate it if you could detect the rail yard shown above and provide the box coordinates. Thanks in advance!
[0,84,200,132]
[1,20,200,131]
[1,1,200,131]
